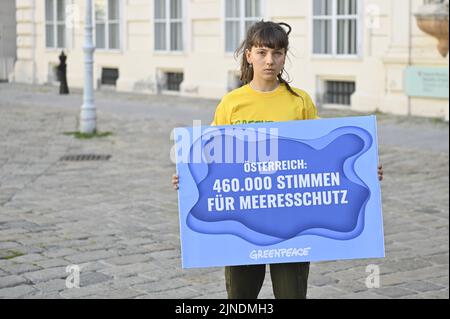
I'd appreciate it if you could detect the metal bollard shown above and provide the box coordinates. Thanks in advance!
[58,50,70,94]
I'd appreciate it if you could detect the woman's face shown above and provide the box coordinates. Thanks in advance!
[246,46,286,82]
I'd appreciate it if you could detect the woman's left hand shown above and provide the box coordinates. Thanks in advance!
[378,163,383,181]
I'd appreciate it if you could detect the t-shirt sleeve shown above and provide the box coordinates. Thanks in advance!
[302,92,320,120]
[211,99,230,126]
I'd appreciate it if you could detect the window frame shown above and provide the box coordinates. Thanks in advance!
[153,0,185,53]
[311,0,362,59]
[224,0,265,54]
[323,80,355,105]
[165,71,184,91]
[45,0,66,49]
[94,0,122,51]
[316,76,357,108]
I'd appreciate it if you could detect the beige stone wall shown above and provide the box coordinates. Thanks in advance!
[0,0,17,80]
[13,0,449,120]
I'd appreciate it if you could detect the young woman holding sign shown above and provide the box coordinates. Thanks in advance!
[172,20,383,299]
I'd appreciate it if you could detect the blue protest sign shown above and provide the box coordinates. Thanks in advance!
[174,116,384,268]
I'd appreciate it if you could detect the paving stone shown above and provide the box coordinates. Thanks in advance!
[416,288,449,299]
[0,241,22,250]
[425,276,449,287]
[99,262,159,277]
[307,286,348,299]
[398,280,446,293]
[0,262,42,275]
[59,283,111,299]
[371,286,418,298]
[0,275,30,289]
[426,254,450,266]
[147,249,180,260]
[64,250,119,264]
[88,288,145,299]
[102,254,153,266]
[34,279,67,293]
[381,257,434,273]
[80,272,113,287]
[22,266,67,284]
[380,265,449,287]
[42,248,79,258]
[77,261,109,273]
[34,258,70,268]
[106,275,155,288]
[10,253,46,263]
[27,292,63,299]
[194,291,228,299]
[339,290,387,299]
[0,83,447,299]
[0,284,37,298]
[134,286,202,299]
[132,277,189,293]
[309,275,340,287]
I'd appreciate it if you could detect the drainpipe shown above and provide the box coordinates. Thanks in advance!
[32,0,36,84]
[407,0,412,116]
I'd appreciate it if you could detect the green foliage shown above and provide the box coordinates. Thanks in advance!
[63,131,113,139]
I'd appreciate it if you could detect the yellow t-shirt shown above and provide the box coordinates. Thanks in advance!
[211,83,319,126]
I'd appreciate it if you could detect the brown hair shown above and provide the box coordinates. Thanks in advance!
[235,20,299,97]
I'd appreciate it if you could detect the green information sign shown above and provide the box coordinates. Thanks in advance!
[405,66,449,99]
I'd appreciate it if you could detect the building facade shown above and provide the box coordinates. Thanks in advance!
[0,0,17,81]
[11,0,450,120]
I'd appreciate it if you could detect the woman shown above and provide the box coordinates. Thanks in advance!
[172,20,383,299]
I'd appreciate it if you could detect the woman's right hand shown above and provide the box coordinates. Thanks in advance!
[172,174,179,190]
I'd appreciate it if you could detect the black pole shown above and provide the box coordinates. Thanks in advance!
[58,50,69,94]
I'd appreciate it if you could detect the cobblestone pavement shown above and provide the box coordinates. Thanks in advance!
[0,83,448,299]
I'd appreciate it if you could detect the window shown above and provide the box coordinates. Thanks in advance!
[156,71,183,91]
[166,72,184,91]
[313,0,359,56]
[154,0,183,51]
[225,0,262,53]
[45,0,66,48]
[101,68,119,86]
[95,0,120,50]
[324,80,355,105]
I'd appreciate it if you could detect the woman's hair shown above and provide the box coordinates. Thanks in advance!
[235,20,299,97]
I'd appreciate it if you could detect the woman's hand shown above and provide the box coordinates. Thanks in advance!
[378,163,383,181]
[172,174,179,190]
